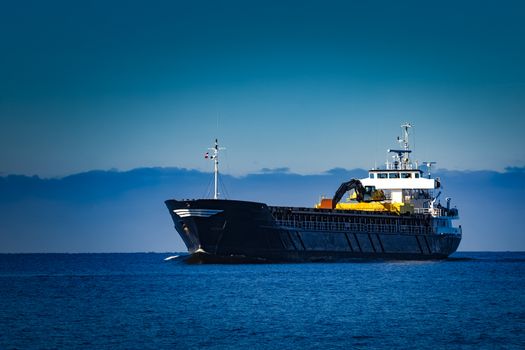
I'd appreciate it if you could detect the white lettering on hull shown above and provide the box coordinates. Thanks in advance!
[173,209,223,218]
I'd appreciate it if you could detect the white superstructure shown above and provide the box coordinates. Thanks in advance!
[360,123,457,221]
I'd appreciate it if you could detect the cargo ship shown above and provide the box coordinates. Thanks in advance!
[165,123,461,263]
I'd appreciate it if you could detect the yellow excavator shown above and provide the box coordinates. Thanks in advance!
[315,179,413,215]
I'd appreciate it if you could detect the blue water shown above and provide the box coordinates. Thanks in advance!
[1,253,524,349]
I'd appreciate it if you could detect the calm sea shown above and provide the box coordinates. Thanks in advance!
[1,252,524,349]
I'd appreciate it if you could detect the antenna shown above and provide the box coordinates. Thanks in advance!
[400,122,412,151]
[205,139,226,199]
[423,161,436,179]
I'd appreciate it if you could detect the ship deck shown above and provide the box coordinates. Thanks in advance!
[268,205,435,236]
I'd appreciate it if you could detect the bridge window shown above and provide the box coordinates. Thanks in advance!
[369,173,375,178]
[389,173,400,178]
[401,173,412,178]
[378,173,388,179]
[415,173,420,178]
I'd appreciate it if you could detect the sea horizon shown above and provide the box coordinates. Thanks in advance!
[1,250,524,254]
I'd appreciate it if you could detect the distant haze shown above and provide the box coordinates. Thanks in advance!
[1,167,523,253]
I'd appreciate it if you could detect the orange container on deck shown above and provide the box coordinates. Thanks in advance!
[317,198,333,209]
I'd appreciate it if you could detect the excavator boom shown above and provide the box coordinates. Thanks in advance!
[332,179,365,209]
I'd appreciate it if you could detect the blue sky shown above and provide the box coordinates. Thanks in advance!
[1,0,525,176]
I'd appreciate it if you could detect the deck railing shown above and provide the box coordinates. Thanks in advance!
[274,220,434,235]
[414,207,458,218]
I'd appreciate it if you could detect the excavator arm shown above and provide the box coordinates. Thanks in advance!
[332,179,365,209]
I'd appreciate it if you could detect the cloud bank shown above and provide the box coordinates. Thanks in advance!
[0,167,523,252]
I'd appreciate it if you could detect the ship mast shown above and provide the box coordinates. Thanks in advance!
[207,139,225,199]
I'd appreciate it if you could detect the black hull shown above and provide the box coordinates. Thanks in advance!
[165,199,461,263]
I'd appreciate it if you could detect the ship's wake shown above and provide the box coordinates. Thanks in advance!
[163,255,181,261]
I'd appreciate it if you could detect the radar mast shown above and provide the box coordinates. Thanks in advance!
[387,122,414,170]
